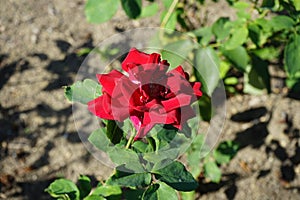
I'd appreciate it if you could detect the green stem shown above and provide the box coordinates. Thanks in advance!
[159,0,179,40]
[160,0,179,29]
[125,129,136,149]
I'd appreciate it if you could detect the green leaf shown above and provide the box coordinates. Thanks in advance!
[203,161,222,183]
[142,184,159,200]
[180,191,195,200]
[142,182,178,200]
[161,39,195,68]
[219,61,231,79]
[121,0,142,19]
[85,0,119,23]
[252,47,280,61]
[140,3,159,18]
[45,178,80,200]
[224,77,239,85]
[293,0,300,11]
[153,161,198,191]
[106,120,124,144]
[88,128,111,152]
[84,195,106,200]
[269,16,295,32]
[222,46,249,72]
[186,134,206,177]
[213,141,239,164]
[124,188,145,200]
[286,77,300,92]
[132,141,148,153]
[108,147,145,172]
[64,79,102,104]
[248,23,262,47]
[106,168,151,187]
[192,27,213,46]
[212,17,231,41]
[155,127,177,150]
[284,34,300,77]
[234,2,251,19]
[143,148,179,167]
[197,94,212,121]
[244,56,270,94]
[224,25,248,50]
[162,0,173,7]
[78,175,92,199]
[194,47,221,96]
[161,10,178,33]
[261,0,275,8]
[92,185,122,197]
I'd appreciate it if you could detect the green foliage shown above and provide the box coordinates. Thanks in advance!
[161,39,195,68]
[78,175,92,199]
[203,161,222,183]
[194,46,220,96]
[92,185,122,197]
[106,120,124,144]
[142,182,178,200]
[85,0,119,23]
[221,46,249,72]
[106,169,151,187]
[152,161,198,191]
[45,178,80,200]
[64,79,101,104]
[284,34,300,77]
[121,0,142,19]
[213,141,239,164]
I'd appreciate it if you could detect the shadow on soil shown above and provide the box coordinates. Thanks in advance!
[0,38,97,199]
[196,106,300,199]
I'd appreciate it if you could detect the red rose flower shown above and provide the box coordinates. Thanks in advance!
[88,48,202,140]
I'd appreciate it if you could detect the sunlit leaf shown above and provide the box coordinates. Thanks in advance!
[284,34,300,77]
[85,0,119,23]
[203,161,221,183]
[152,161,198,191]
[194,47,221,96]
[64,79,102,104]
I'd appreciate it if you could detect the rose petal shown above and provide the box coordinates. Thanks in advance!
[122,48,150,72]
[161,93,192,112]
[87,93,114,120]
[191,82,202,98]
[97,70,124,96]
[169,65,189,80]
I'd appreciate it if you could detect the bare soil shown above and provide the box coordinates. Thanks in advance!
[0,0,299,199]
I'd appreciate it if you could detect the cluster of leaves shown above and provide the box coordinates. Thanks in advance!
[46,78,238,199]
[85,0,300,96]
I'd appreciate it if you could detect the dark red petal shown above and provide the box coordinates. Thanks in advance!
[169,65,189,80]
[97,70,124,96]
[148,53,161,64]
[161,93,192,112]
[110,98,130,121]
[166,72,191,94]
[87,93,114,120]
[191,82,202,98]
[122,48,151,72]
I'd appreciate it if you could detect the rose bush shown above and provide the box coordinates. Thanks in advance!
[88,48,202,140]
